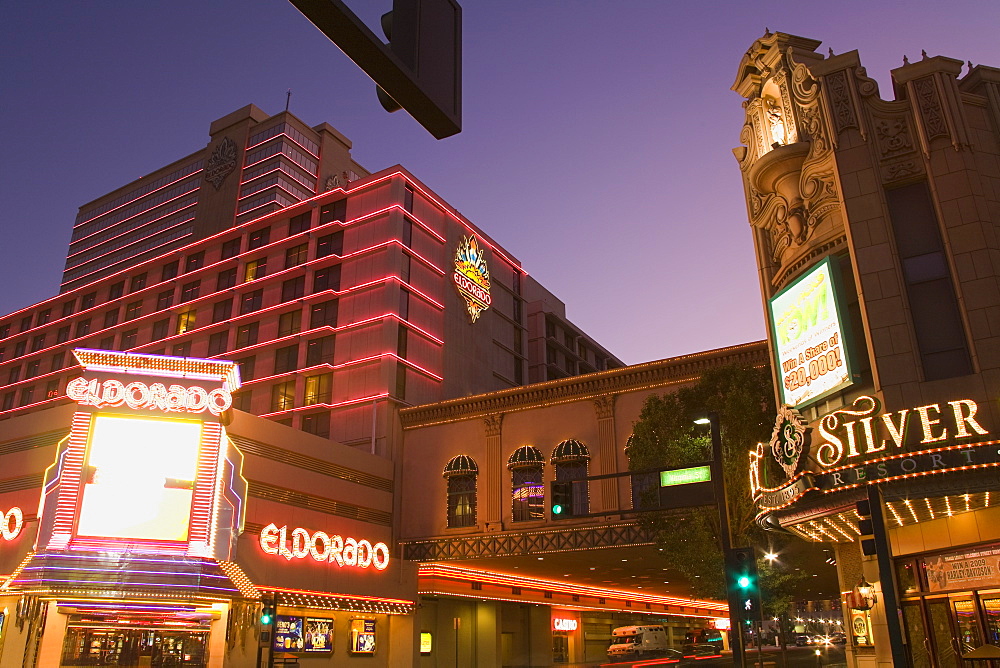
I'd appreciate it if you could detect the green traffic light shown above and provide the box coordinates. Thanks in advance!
[261,614,272,625]
[738,576,751,588]
[552,504,563,515]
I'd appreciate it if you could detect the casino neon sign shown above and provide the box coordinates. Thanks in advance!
[2,507,24,541]
[259,523,390,571]
[453,235,492,322]
[66,377,232,416]
[553,618,578,631]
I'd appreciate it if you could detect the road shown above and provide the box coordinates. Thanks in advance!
[594,644,848,667]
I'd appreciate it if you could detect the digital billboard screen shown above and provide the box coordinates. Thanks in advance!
[76,415,202,541]
[769,257,854,407]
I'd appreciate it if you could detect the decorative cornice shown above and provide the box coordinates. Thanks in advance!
[400,342,769,429]
[483,413,503,437]
[593,395,616,420]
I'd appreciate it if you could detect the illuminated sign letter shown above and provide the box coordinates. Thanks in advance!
[1,507,24,541]
[260,523,281,555]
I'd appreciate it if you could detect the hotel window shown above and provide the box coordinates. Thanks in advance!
[240,289,263,315]
[208,330,228,356]
[248,226,270,250]
[13,340,26,357]
[401,254,411,283]
[404,184,414,213]
[274,344,299,374]
[18,386,34,407]
[235,356,256,381]
[156,290,174,311]
[103,309,119,329]
[305,335,334,366]
[235,322,259,349]
[81,292,96,310]
[120,328,138,350]
[124,300,143,321]
[31,334,45,352]
[399,289,410,320]
[397,325,408,358]
[395,363,406,399]
[37,309,51,326]
[545,319,555,339]
[61,302,74,317]
[233,389,252,411]
[303,373,332,405]
[19,316,31,333]
[75,319,91,337]
[444,455,478,528]
[316,231,344,258]
[402,217,413,247]
[285,243,309,268]
[885,182,973,380]
[8,366,21,383]
[100,336,115,350]
[45,379,59,399]
[176,310,196,335]
[212,299,233,323]
[289,211,311,236]
[508,446,544,522]
[129,272,147,292]
[51,352,65,372]
[281,276,305,302]
[217,267,237,291]
[221,237,241,259]
[180,280,201,302]
[552,440,591,516]
[172,341,191,357]
[313,265,341,293]
[185,251,205,272]
[151,319,169,341]
[271,381,295,411]
[161,260,179,281]
[0,323,8,339]
[301,411,330,438]
[108,281,125,300]
[278,310,301,337]
[310,299,338,329]
[319,199,346,224]
[2,392,14,410]
[26,360,40,379]
[244,258,267,282]
[0,348,5,362]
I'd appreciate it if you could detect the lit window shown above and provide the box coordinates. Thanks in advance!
[176,310,196,335]
[304,373,331,405]
[270,381,295,411]
[244,258,267,282]
[285,243,309,268]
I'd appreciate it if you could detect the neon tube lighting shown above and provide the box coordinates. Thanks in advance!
[74,171,203,229]
[259,392,389,417]
[245,131,321,159]
[260,585,414,606]
[62,232,196,285]
[68,203,198,256]
[239,165,317,194]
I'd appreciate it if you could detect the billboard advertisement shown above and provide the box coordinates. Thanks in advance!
[769,256,854,407]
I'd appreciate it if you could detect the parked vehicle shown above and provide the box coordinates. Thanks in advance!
[607,625,671,660]
[794,634,811,646]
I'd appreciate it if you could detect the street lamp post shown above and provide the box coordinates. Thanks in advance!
[697,412,747,668]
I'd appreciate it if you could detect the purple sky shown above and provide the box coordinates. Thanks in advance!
[2,2,997,365]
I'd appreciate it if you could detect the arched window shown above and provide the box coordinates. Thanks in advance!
[551,439,590,515]
[507,446,545,522]
[624,434,657,510]
[443,455,478,528]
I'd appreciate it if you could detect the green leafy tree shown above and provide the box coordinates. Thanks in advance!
[628,364,803,613]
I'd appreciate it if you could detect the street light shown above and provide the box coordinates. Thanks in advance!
[765,552,778,562]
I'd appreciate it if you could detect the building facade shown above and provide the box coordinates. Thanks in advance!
[398,342,768,666]
[0,105,620,459]
[0,350,415,667]
[735,33,1000,666]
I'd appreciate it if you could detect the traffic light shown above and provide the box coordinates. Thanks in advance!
[551,481,573,520]
[725,547,761,622]
[856,500,877,556]
[260,601,275,626]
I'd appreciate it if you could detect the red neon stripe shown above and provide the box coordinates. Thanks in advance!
[70,190,199,249]
[258,392,389,418]
[74,170,203,229]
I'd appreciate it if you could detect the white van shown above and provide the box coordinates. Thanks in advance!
[607,625,671,660]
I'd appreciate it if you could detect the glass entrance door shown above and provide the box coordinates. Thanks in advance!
[903,602,933,668]
[953,598,983,656]
[927,599,960,667]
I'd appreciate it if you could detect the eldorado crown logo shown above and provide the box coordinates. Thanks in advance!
[454,235,492,322]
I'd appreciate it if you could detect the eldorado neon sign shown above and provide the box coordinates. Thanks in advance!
[1,507,24,541]
[66,377,232,416]
[259,523,390,571]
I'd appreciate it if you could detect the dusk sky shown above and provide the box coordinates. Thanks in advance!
[2,2,997,365]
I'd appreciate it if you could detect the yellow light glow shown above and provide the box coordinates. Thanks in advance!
[77,415,202,541]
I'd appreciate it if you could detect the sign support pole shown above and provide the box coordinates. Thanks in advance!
[866,484,908,666]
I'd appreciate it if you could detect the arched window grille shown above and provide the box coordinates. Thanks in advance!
[551,439,590,515]
[443,455,478,528]
[507,446,545,522]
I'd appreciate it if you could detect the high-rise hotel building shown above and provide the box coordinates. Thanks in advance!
[0,105,621,454]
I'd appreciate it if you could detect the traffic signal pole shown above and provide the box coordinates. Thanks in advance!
[707,412,747,668]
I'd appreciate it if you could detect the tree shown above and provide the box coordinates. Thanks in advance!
[628,364,803,613]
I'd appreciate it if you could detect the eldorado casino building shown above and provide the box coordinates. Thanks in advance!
[734,33,1000,666]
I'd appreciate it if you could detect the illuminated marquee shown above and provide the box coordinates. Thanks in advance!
[553,618,578,631]
[1,507,24,541]
[769,257,853,407]
[453,235,492,322]
[259,523,390,571]
[66,377,232,416]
